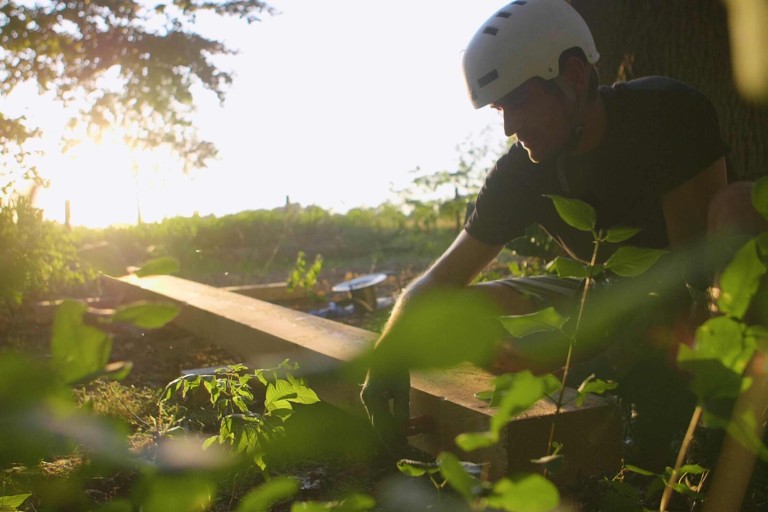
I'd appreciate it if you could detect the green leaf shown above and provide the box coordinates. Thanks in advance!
[438,452,480,500]
[576,374,618,406]
[396,460,426,477]
[0,493,31,511]
[396,459,441,477]
[624,464,656,477]
[112,301,181,329]
[694,316,752,372]
[544,194,596,232]
[359,289,503,370]
[499,307,568,338]
[291,504,328,512]
[51,300,112,385]
[752,176,768,220]
[232,395,249,413]
[235,476,299,512]
[677,316,753,402]
[474,389,494,402]
[677,318,753,402]
[455,431,498,451]
[604,246,667,277]
[490,372,560,435]
[265,378,319,412]
[457,371,561,453]
[678,464,707,475]
[135,256,180,277]
[487,474,560,512]
[530,453,564,474]
[717,237,768,319]
[289,384,320,405]
[552,257,590,278]
[603,226,642,243]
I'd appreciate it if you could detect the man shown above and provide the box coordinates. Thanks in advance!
[360,0,729,452]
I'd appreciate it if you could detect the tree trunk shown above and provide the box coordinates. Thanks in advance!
[572,0,768,182]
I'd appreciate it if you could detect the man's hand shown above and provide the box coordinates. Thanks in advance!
[360,366,410,452]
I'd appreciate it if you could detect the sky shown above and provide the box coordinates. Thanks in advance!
[24,0,510,228]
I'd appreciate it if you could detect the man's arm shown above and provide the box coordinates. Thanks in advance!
[661,156,728,248]
[385,229,506,322]
[360,230,504,449]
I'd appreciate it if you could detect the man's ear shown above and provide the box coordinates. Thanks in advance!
[559,56,590,97]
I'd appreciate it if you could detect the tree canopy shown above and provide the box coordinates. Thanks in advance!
[0,0,272,194]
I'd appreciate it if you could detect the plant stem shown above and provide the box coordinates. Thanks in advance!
[660,405,703,511]
[545,239,600,461]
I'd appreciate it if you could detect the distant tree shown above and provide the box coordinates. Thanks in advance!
[403,130,507,233]
[0,0,273,194]
[405,198,438,233]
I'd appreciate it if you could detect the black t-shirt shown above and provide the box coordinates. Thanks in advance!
[465,76,729,261]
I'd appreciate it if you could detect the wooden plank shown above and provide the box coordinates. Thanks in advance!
[103,274,621,481]
[223,283,305,302]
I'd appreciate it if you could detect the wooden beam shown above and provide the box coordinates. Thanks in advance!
[103,274,621,481]
[223,283,305,302]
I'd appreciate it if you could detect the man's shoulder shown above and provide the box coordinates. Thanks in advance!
[602,76,711,109]
[601,76,717,138]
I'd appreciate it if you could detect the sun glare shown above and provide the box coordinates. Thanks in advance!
[35,132,182,229]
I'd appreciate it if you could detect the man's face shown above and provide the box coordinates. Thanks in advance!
[491,78,571,163]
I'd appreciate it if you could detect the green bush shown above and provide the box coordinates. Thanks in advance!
[0,196,93,322]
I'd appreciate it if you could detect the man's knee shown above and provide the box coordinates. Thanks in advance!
[708,181,768,236]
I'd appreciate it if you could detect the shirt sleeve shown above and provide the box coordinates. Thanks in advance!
[464,147,538,246]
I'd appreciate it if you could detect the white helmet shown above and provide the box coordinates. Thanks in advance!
[462,0,600,109]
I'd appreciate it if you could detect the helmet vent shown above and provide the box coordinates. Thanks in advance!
[496,11,512,18]
[478,69,499,88]
[483,26,499,36]
[510,0,527,5]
